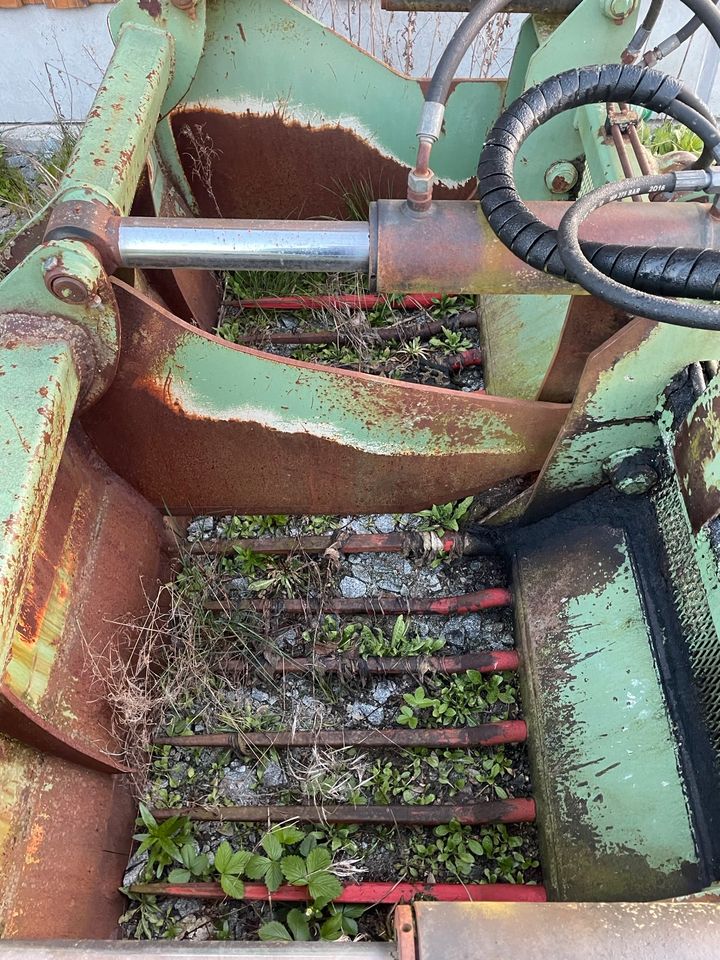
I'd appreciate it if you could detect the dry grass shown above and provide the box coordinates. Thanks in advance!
[293,1,513,80]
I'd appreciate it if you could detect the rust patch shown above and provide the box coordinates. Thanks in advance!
[170,107,469,220]
[138,0,161,17]
[80,281,568,516]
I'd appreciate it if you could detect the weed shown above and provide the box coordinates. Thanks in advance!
[415,496,473,534]
[133,805,193,879]
[429,325,473,354]
[396,671,516,729]
[333,614,445,658]
[638,119,702,157]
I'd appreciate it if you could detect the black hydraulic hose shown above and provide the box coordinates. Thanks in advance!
[557,174,720,329]
[623,0,664,62]
[424,0,510,105]
[645,0,719,64]
[477,64,720,300]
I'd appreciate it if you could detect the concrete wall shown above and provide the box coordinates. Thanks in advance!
[0,0,717,151]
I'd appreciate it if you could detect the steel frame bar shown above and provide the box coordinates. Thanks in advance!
[204,588,513,615]
[259,650,520,675]
[153,720,527,749]
[128,880,547,903]
[151,798,536,825]
[54,26,172,214]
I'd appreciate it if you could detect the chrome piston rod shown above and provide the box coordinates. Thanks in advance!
[109,202,719,295]
[117,218,370,272]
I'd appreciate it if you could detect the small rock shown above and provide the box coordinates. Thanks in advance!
[373,680,397,705]
[262,760,287,788]
[250,688,271,704]
[175,897,205,919]
[374,514,396,533]
[340,576,367,598]
[376,576,404,594]
[187,516,215,540]
[276,627,298,646]
[403,560,414,575]
[228,576,249,594]
[346,700,385,726]
[123,852,149,887]
[220,762,258,803]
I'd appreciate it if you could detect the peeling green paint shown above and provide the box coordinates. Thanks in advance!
[516,524,699,900]
[0,342,81,690]
[159,330,530,458]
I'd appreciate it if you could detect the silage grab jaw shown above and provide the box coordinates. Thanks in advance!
[2,0,720,941]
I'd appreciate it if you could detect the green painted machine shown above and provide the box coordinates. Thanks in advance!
[2,0,720,954]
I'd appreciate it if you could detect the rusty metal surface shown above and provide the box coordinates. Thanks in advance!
[674,380,720,532]
[205,588,512,615]
[414,901,720,960]
[260,649,520,675]
[513,523,700,900]
[154,721,526,749]
[151,797,536,825]
[394,905,416,960]
[1,428,169,771]
[522,318,720,521]
[371,200,720,296]
[81,282,568,516]
[537,297,631,403]
[170,108,470,222]
[0,742,135,939]
[0,946,391,959]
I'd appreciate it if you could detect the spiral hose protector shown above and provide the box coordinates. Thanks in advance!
[477,64,720,301]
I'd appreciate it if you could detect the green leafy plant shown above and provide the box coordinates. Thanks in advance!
[280,846,343,908]
[429,325,472,353]
[214,840,252,898]
[415,496,473,534]
[133,805,193,879]
[167,842,211,883]
[223,547,268,577]
[638,119,702,157]
[258,903,365,942]
[395,671,517,729]
[428,295,474,320]
[397,686,436,729]
[245,824,305,893]
[338,615,444,659]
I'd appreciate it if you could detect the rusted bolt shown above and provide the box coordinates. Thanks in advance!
[171,0,196,9]
[544,161,579,195]
[48,274,92,304]
[602,0,635,20]
[603,449,659,496]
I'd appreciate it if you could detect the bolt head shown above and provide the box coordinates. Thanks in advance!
[49,274,91,304]
[603,450,659,496]
[603,0,636,19]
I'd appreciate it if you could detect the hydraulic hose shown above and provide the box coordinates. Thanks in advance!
[645,0,719,64]
[424,0,510,105]
[412,0,509,208]
[623,0,664,62]
[556,173,720,329]
[477,64,720,303]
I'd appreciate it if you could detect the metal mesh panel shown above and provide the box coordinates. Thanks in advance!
[652,470,720,747]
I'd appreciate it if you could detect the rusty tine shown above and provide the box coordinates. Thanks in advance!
[172,529,497,558]
[256,649,520,676]
[203,587,512,615]
[153,720,527,750]
[150,796,536,826]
